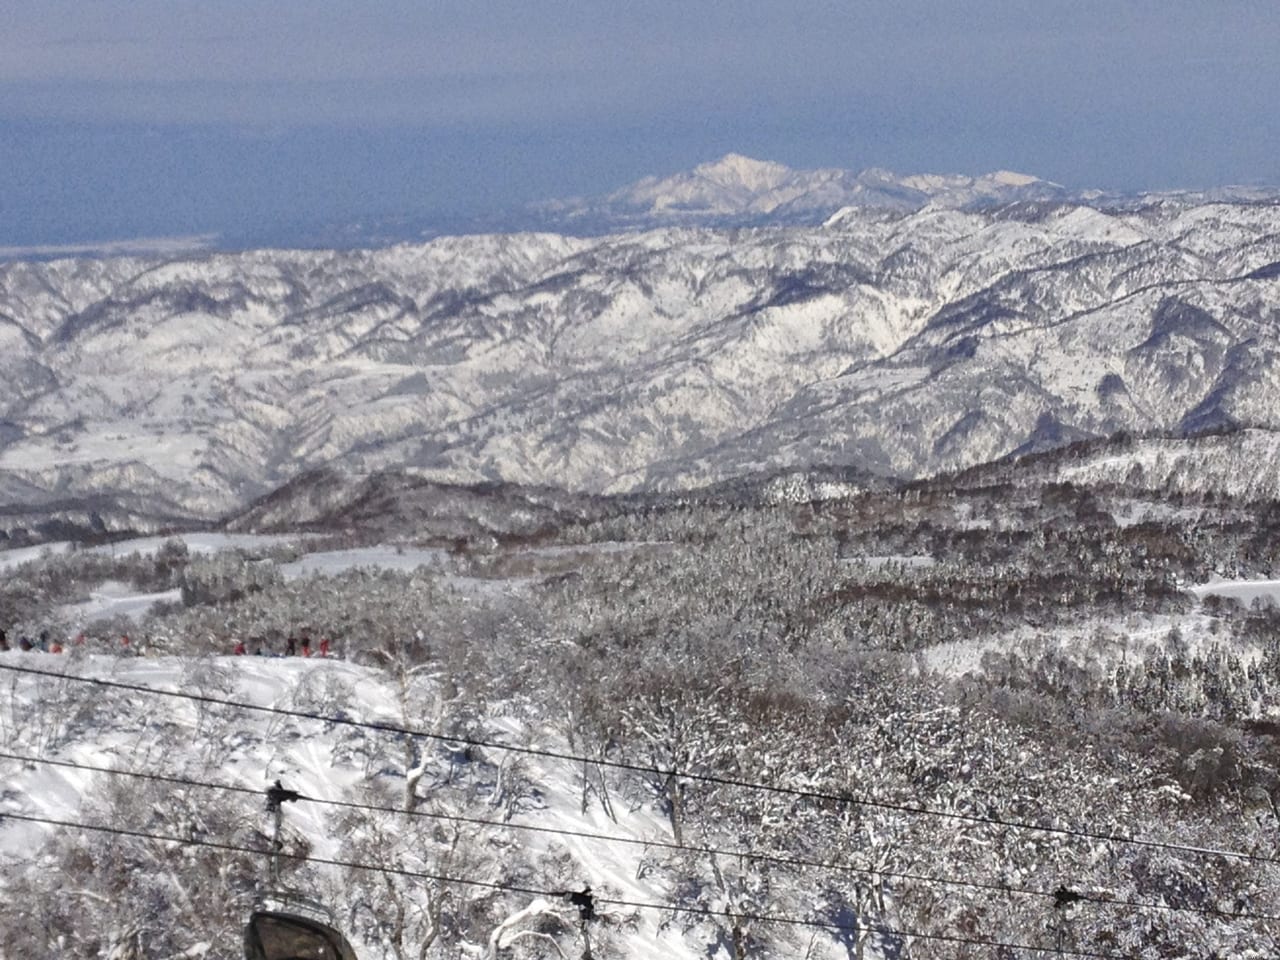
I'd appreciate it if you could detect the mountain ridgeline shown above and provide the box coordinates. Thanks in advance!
[5,159,1280,959]
[0,167,1279,539]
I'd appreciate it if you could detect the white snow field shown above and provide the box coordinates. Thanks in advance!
[0,653,825,960]
[922,608,1252,680]
[842,554,936,570]
[0,533,456,625]
[0,534,449,580]
[1188,576,1280,608]
[60,581,183,621]
[278,546,447,580]
[0,533,305,572]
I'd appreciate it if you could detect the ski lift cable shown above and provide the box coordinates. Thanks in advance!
[0,810,1138,960]
[5,749,1269,925]
[0,661,1272,869]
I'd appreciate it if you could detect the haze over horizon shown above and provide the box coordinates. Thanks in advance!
[3,1,1278,248]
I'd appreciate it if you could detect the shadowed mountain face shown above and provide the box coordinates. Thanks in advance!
[1,199,1279,525]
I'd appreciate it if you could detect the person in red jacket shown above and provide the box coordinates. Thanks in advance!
[233,639,247,656]
[319,637,330,658]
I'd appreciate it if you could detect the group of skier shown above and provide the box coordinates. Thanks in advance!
[0,627,135,654]
[0,626,337,659]
[231,634,333,658]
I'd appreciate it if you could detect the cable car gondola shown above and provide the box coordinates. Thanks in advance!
[244,781,358,960]
[244,891,357,960]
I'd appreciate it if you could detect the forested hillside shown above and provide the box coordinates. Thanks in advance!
[4,464,1280,957]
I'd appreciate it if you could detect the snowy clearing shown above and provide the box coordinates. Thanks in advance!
[60,581,183,622]
[1188,576,1280,608]
[921,609,1247,679]
[0,533,306,571]
[841,554,936,570]
[278,546,447,580]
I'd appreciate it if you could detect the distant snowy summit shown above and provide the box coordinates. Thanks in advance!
[527,154,1280,234]
[214,153,1280,251]
[530,153,1071,229]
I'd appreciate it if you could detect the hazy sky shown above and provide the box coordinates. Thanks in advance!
[3,0,1278,244]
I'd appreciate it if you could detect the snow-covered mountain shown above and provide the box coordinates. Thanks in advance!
[521,153,1279,235]
[531,153,1071,230]
[2,196,1280,532]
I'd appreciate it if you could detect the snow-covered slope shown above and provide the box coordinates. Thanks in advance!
[0,653,721,960]
[1,200,1279,524]
[1055,430,1280,501]
[951,428,1280,503]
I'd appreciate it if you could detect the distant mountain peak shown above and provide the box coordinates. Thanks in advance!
[690,153,794,191]
[603,153,801,215]
[545,154,1072,229]
[990,169,1044,187]
[201,155,1280,252]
